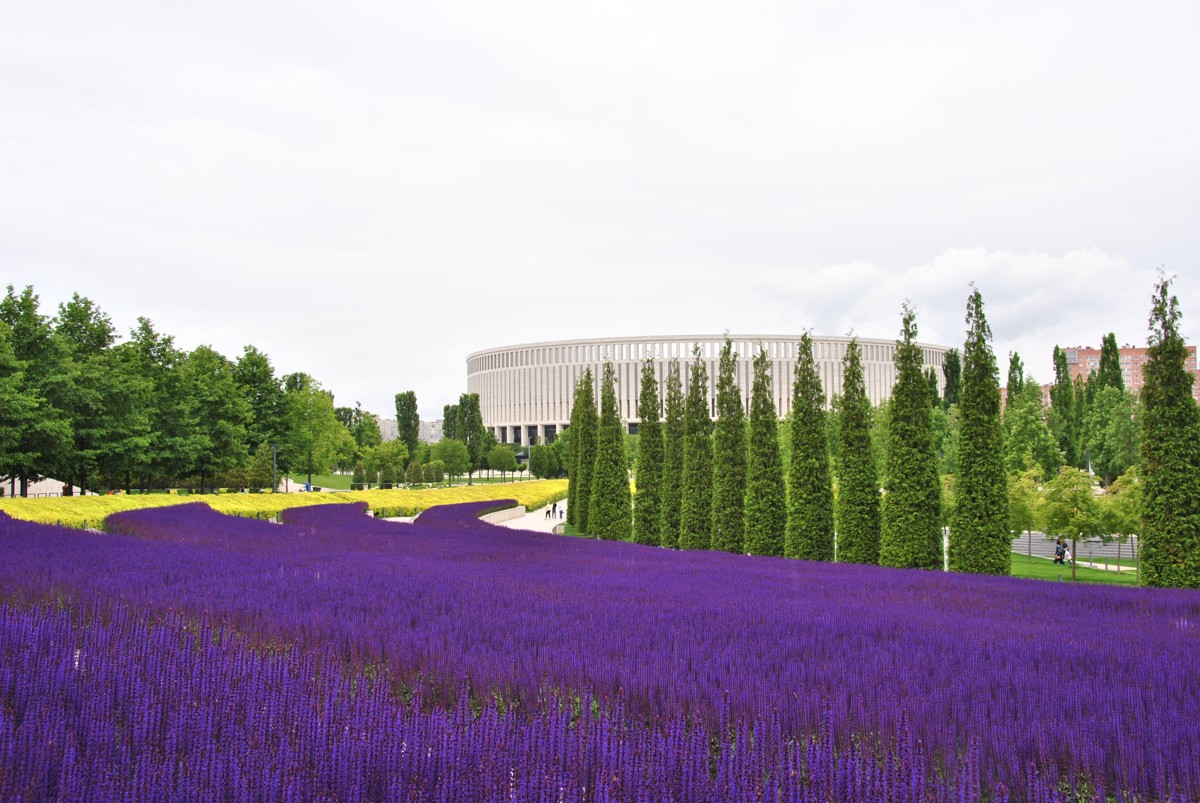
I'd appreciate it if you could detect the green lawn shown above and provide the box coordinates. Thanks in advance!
[1009,555,1139,586]
[286,473,536,492]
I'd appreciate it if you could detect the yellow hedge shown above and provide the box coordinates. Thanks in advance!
[0,480,569,530]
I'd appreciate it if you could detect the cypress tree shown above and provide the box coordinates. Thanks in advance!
[659,358,685,548]
[941,348,961,409]
[1139,275,1200,588]
[786,333,834,560]
[633,360,664,545]
[835,338,881,564]
[680,345,713,550]
[588,362,632,540]
[711,338,746,553]
[1097,332,1124,392]
[566,370,597,531]
[949,287,1010,575]
[744,346,786,555]
[879,304,942,570]
[925,367,940,408]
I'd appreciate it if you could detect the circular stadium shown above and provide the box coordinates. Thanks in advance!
[467,335,952,445]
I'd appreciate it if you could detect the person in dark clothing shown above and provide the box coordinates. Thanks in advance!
[1053,539,1065,564]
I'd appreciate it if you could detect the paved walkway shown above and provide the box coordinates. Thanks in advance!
[494,502,567,534]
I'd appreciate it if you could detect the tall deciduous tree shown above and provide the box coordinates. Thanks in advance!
[1006,352,1025,398]
[744,346,786,556]
[456,393,487,484]
[1139,275,1200,588]
[680,346,713,550]
[566,370,597,531]
[941,348,961,409]
[282,372,352,489]
[1096,332,1124,392]
[659,359,685,548]
[1048,346,1079,468]
[0,285,72,495]
[633,360,664,545]
[589,363,632,540]
[786,333,834,560]
[879,304,942,570]
[395,391,420,458]
[1003,377,1064,481]
[180,346,250,492]
[234,346,288,455]
[836,338,881,564]
[1086,386,1139,486]
[950,287,1010,575]
[1041,467,1103,582]
[711,338,746,553]
[442,405,459,440]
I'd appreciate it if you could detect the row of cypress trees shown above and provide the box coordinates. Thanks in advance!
[565,276,1200,587]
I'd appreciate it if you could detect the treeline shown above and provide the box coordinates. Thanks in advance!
[0,285,482,496]
[566,276,1200,589]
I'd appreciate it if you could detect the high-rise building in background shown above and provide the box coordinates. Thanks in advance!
[1063,344,1200,400]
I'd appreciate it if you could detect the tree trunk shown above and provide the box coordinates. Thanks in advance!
[1071,534,1079,582]
[19,474,29,498]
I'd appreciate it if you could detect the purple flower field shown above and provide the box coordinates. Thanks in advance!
[1,501,1198,801]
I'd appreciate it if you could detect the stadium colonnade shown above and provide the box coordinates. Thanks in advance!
[466,335,951,446]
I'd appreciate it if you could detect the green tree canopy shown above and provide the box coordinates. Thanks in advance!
[1003,377,1064,481]
[941,348,961,409]
[711,338,747,553]
[633,359,664,546]
[1041,466,1103,581]
[786,333,834,561]
[1096,332,1124,392]
[950,287,1010,575]
[567,370,597,531]
[744,346,786,556]
[588,363,632,540]
[1139,275,1200,588]
[487,444,518,480]
[879,304,942,570]
[658,358,685,549]
[395,390,420,458]
[835,338,880,564]
[680,346,714,550]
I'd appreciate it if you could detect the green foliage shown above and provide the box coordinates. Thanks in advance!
[1085,386,1140,486]
[1100,468,1141,543]
[1003,378,1064,481]
[1005,351,1025,397]
[352,461,367,489]
[711,338,746,553]
[941,348,961,409]
[234,346,288,454]
[1097,332,1124,392]
[949,287,1010,575]
[744,347,786,556]
[394,390,420,458]
[680,346,713,550]
[423,460,445,484]
[1048,345,1079,468]
[1041,466,1104,581]
[432,438,470,480]
[442,404,459,440]
[1007,465,1040,538]
[281,373,353,489]
[925,367,939,408]
[567,370,598,531]
[658,359,685,548]
[1139,275,1200,588]
[456,393,487,483]
[633,360,664,546]
[786,333,834,561]
[588,363,632,540]
[879,304,942,570]
[835,339,880,564]
[529,444,550,479]
[487,444,517,479]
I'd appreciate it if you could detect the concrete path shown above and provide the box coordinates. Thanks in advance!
[494,502,567,534]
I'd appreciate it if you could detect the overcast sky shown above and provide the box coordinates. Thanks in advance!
[3,0,1197,419]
